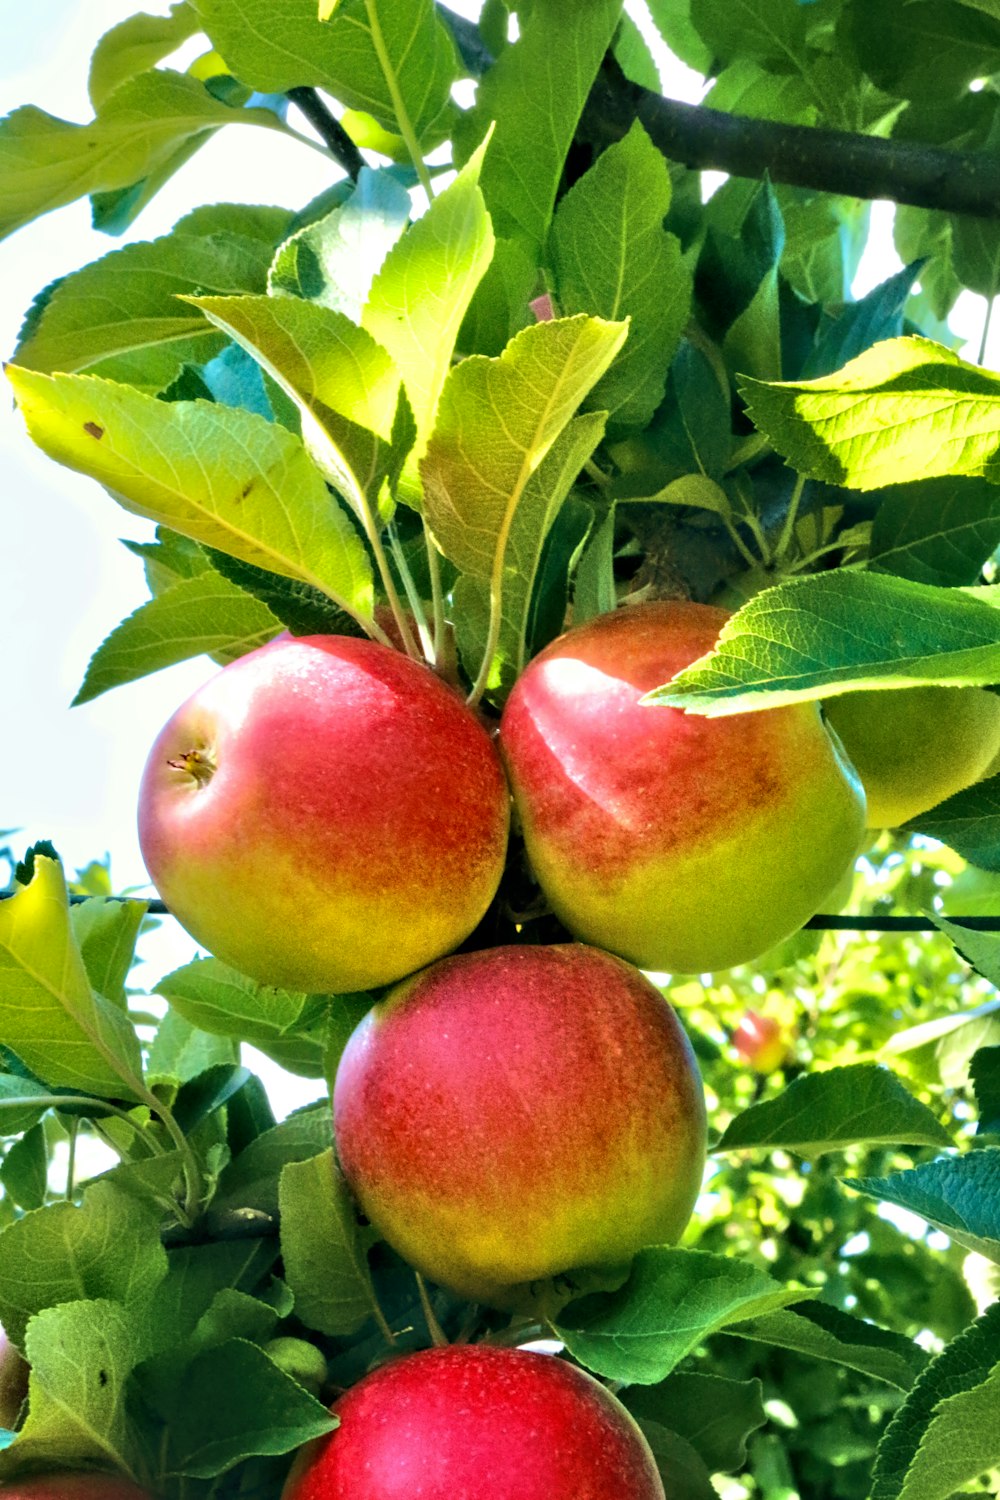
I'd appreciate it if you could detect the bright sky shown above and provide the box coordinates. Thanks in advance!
[1,3,995,1113]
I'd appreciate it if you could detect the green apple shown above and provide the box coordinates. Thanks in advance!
[138,634,510,992]
[499,601,866,974]
[333,942,706,1306]
[824,685,1000,828]
[280,1345,665,1500]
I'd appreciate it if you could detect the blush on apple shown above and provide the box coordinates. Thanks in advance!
[280,1345,665,1500]
[499,600,866,975]
[334,943,706,1306]
[138,634,510,993]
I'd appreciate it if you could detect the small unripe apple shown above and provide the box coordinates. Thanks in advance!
[0,1325,27,1431]
[334,943,706,1305]
[732,1011,788,1073]
[0,1476,152,1499]
[280,1345,665,1500]
[824,685,1000,828]
[499,601,866,974]
[138,634,509,992]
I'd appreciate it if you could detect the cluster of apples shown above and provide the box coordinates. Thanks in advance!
[114,599,878,1495]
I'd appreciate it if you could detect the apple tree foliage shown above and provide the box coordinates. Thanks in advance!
[3,0,1000,1495]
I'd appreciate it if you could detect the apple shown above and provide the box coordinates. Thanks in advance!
[333,943,705,1305]
[280,1345,665,1500]
[824,685,1000,829]
[732,1011,789,1073]
[0,1325,27,1431]
[138,634,509,993]
[498,600,866,974]
[0,1477,151,1499]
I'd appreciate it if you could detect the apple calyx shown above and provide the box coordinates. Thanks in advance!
[165,747,216,786]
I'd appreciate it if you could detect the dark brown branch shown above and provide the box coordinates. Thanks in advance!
[286,85,365,181]
[581,58,1000,220]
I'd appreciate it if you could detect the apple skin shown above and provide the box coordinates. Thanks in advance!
[0,1325,27,1431]
[0,1477,151,1499]
[138,634,509,993]
[333,943,706,1305]
[280,1345,665,1500]
[732,1011,789,1073]
[824,685,1000,829]
[498,601,866,974]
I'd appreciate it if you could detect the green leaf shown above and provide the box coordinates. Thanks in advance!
[74,570,279,705]
[279,1149,382,1336]
[0,1181,168,1346]
[881,994,1000,1090]
[716,1064,952,1157]
[457,0,624,250]
[202,547,364,637]
[158,1338,336,1477]
[133,1238,278,1362]
[0,857,144,1100]
[172,1064,254,1134]
[0,71,288,242]
[549,121,690,431]
[70,896,147,1008]
[849,0,1000,101]
[269,166,411,320]
[690,0,808,67]
[6,368,375,626]
[804,262,921,379]
[89,3,201,109]
[648,572,1000,715]
[871,1303,1000,1499]
[362,139,495,499]
[208,1110,333,1224]
[623,1372,767,1473]
[0,1300,140,1481]
[646,0,712,72]
[452,415,606,697]
[730,1300,927,1391]
[555,1247,813,1384]
[423,315,626,584]
[189,292,401,504]
[0,1124,48,1211]
[573,502,617,626]
[15,226,278,389]
[192,0,458,144]
[908,780,1000,873]
[971,1047,1000,1134]
[148,1010,241,1085]
[156,957,330,1046]
[739,337,1000,493]
[457,235,537,360]
[635,1422,719,1500]
[846,1149,1000,1265]
[869,476,1000,587]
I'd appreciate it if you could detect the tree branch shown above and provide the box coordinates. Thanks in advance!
[580,58,1000,220]
[286,86,365,181]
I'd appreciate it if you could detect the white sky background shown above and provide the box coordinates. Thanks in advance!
[0,3,996,1115]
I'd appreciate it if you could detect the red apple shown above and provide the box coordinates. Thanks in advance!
[138,634,509,993]
[0,1476,151,1499]
[333,943,705,1305]
[499,601,866,974]
[0,1325,27,1431]
[280,1345,665,1500]
[732,1011,789,1073]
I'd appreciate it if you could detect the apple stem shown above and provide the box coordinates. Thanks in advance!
[415,1273,450,1348]
[775,471,807,563]
[424,523,448,667]
[65,1117,79,1199]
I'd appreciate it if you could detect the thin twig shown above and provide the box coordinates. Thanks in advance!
[286,86,365,180]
